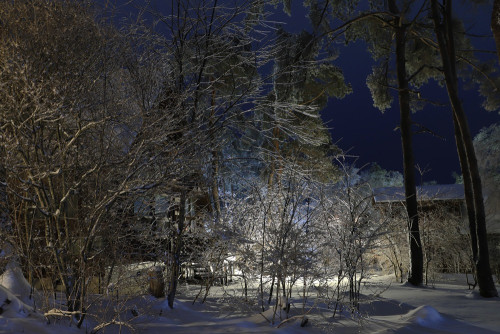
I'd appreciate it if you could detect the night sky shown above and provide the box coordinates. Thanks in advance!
[113,0,500,184]
[329,40,500,184]
[273,1,500,184]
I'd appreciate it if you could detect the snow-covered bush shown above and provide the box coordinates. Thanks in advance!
[315,162,386,314]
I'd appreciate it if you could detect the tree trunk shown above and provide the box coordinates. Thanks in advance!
[0,148,9,230]
[452,115,478,268]
[211,149,222,221]
[431,0,498,298]
[167,190,187,308]
[389,0,423,286]
[268,275,275,305]
[209,83,222,221]
[492,0,500,63]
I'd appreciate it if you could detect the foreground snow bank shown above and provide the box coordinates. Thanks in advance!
[0,272,498,333]
[0,263,83,334]
[0,262,32,301]
[370,304,498,334]
[0,282,81,334]
[407,305,443,328]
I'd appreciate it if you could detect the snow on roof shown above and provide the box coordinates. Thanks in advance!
[373,184,464,203]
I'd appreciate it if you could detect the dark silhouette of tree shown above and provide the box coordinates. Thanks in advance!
[386,0,423,285]
[492,0,500,62]
[431,0,498,298]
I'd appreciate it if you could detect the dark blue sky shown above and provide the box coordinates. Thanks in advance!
[111,0,500,184]
[272,1,500,184]
[328,41,500,184]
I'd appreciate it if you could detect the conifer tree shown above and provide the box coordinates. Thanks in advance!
[430,0,498,298]
[263,28,349,185]
[296,0,432,285]
[492,0,500,62]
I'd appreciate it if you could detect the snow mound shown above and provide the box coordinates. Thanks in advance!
[0,284,82,334]
[0,284,33,318]
[465,290,482,299]
[378,304,500,334]
[0,262,32,300]
[361,299,413,316]
[406,305,443,328]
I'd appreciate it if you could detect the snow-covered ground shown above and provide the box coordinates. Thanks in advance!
[0,269,499,333]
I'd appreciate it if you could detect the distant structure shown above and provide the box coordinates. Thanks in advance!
[372,184,500,281]
[373,184,465,204]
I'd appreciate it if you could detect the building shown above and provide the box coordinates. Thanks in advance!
[372,184,500,281]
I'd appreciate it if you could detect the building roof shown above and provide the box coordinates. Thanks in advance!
[373,184,464,203]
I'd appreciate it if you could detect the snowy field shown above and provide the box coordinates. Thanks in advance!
[0,266,499,334]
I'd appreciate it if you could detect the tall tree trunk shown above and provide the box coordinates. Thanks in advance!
[268,126,281,187]
[492,0,500,63]
[211,149,222,220]
[0,145,12,274]
[0,146,9,231]
[167,190,187,308]
[452,117,478,267]
[210,82,222,221]
[431,0,498,298]
[389,0,423,286]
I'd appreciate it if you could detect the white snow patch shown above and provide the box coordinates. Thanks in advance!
[406,305,443,328]
[465,290,482,299]
[0,262,32,300]
[0,272,497,333]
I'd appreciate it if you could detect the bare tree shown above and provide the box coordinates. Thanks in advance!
[0,0,176,325]
[316,160,385,315]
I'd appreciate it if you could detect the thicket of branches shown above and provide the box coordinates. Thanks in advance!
[0,0,353,328]
[0,0,499,331]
